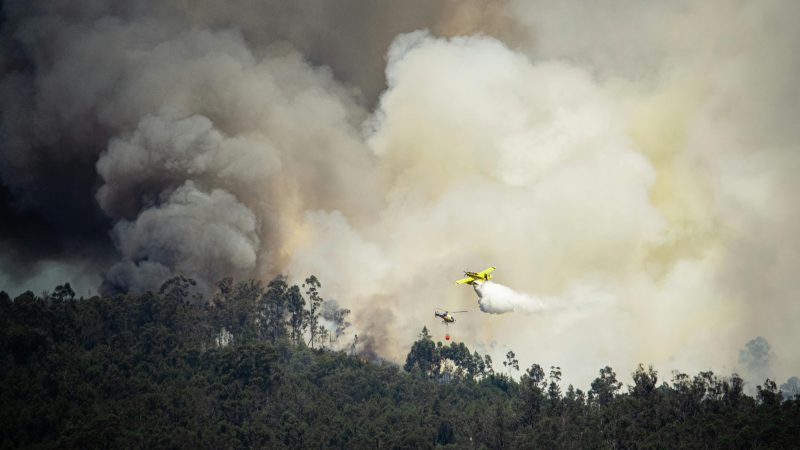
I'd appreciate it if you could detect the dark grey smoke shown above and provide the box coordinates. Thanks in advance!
[320,298,343,322]
[0,0,512,293]
[738,336,775,393]
[781,376,800,400]
[739,336,774,373]
[355,303,394,362]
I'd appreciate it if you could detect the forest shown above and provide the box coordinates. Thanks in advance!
[2,275,799,449]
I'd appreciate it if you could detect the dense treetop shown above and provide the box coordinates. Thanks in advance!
[1,276,798,449]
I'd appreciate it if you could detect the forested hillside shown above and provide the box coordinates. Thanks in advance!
[2,276,799,449]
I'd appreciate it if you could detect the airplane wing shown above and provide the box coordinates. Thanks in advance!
[455,276,476,284]
[477,266,496,277]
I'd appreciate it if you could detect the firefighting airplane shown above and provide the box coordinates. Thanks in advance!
[455,266,496,286]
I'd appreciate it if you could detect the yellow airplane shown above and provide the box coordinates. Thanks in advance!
[455,266,495,285]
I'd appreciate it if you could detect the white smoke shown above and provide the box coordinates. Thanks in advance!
[473,281,546,314]
[288,5,800,387]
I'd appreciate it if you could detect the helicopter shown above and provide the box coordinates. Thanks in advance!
[435,308,468,341]
[435,308,468,324]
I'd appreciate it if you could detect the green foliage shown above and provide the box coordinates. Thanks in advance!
[1,279,799,449]
[260,276,289,343]
[303,275,323,348]
[503,350,519,374]
[590,365,623,406]
[285,285,306,346]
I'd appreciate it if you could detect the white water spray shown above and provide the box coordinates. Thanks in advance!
[473,281,547,314]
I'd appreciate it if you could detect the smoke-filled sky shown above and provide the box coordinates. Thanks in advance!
[1,0,799,387]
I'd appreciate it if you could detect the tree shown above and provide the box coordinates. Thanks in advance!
[503,350,519,374]
[526,363,545,385]
[157,276,199,334]
[472,351,487,378]
[519,363,546,426]
[285,285,306,346]
[315,324,329,349]
[4,276,800,449]
[350,334,358,356]
[630,364,658,398]
[219,279,263,343]
[303,276,323,348]
[590,366,622,406]
[547,366,562,405]
[260,276,289,342]
[757,379,782,407]
[419,326,431,340]
[484,355,494,375]
[51,283,75,302]
[723,373,745,405]
[403,327,439,377]
[330,306,351,345]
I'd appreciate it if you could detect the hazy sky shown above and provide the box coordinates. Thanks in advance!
[1,0,798,388]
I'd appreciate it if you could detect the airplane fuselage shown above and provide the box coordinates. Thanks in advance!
[464,271,492,281]
[455,266,495,286]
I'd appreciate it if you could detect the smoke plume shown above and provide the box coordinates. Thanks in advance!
[2,0,800,386]
[738,336,776,393]
[0,0,511,295]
